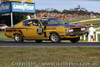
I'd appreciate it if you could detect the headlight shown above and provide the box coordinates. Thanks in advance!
[68,29,74,33]
[81,28,86,31]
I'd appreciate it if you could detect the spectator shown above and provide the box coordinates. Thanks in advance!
[88,24,96,42]
[27,13,31,19]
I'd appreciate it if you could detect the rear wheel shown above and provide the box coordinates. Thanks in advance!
[50,33,61,43]
[35,40,43,43]
[70,37,80,43]
[14,34,24,43]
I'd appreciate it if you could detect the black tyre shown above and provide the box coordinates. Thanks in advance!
[14,34,24,43]
[50,33,61,43]
[70,37,80,43]
[35,40,43,43]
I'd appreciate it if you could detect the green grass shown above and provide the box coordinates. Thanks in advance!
[61,17,98,23]
[61,18,100,28]
[98,34,100,41]
[93,25,100,28]
[92,20,100,28]
[95,20,100,24]
[0,31,13,40]
[0,47,100,67]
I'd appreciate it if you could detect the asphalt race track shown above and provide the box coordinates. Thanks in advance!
[0,40,100,47]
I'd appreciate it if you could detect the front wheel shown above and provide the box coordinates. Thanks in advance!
[50,33,61,43]
[14,34,24,43]
[70,37,80,43]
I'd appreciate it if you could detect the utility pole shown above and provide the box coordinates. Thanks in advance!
[11,12,13,26]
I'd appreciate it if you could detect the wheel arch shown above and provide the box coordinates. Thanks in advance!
[13,33,22,37]
[49,32,60,39]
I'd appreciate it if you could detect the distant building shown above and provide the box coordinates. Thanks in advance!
[90,13,96,18]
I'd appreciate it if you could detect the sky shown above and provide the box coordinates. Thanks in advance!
[32,0,100,13]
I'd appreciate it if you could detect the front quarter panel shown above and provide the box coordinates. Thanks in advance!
[45,26,66,38]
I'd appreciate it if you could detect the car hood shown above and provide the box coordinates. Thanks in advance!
[47,24,85,28]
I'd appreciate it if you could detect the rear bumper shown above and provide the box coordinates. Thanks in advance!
[5,33,13,38]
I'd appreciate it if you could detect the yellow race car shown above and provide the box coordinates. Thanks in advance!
[5,18,88,43]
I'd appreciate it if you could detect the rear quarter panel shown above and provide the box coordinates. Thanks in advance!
[5,28,24,38]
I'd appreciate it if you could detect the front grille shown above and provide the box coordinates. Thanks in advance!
[73,28,81,32]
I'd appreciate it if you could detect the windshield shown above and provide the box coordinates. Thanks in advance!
[41,18,62,26]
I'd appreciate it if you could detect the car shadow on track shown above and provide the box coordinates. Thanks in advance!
[0,40,100,44]
[0,40,100,47]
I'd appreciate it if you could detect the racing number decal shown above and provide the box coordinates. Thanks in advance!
[37,27,43,35]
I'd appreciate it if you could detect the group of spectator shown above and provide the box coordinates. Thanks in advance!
[36,12,100,20]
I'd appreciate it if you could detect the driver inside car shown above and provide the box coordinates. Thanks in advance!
[28,21,33,26]
[33,21,38,26]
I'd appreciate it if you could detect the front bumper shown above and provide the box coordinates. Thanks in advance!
[66,32,88,36]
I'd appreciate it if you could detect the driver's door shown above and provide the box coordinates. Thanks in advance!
[23,20,44,39]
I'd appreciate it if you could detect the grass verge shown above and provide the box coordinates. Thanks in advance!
[0,31,13,40]
[61,17,99,23]
[0,47,100,67]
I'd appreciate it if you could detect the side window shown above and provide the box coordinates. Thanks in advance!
[41,20,48,26]
[32,20,40,26]
[23,21,30,26]
[48,20,58,25]
[23,20,40,26]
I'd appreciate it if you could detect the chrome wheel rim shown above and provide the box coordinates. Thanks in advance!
[51,34,57,42]
[15,35,19,41]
